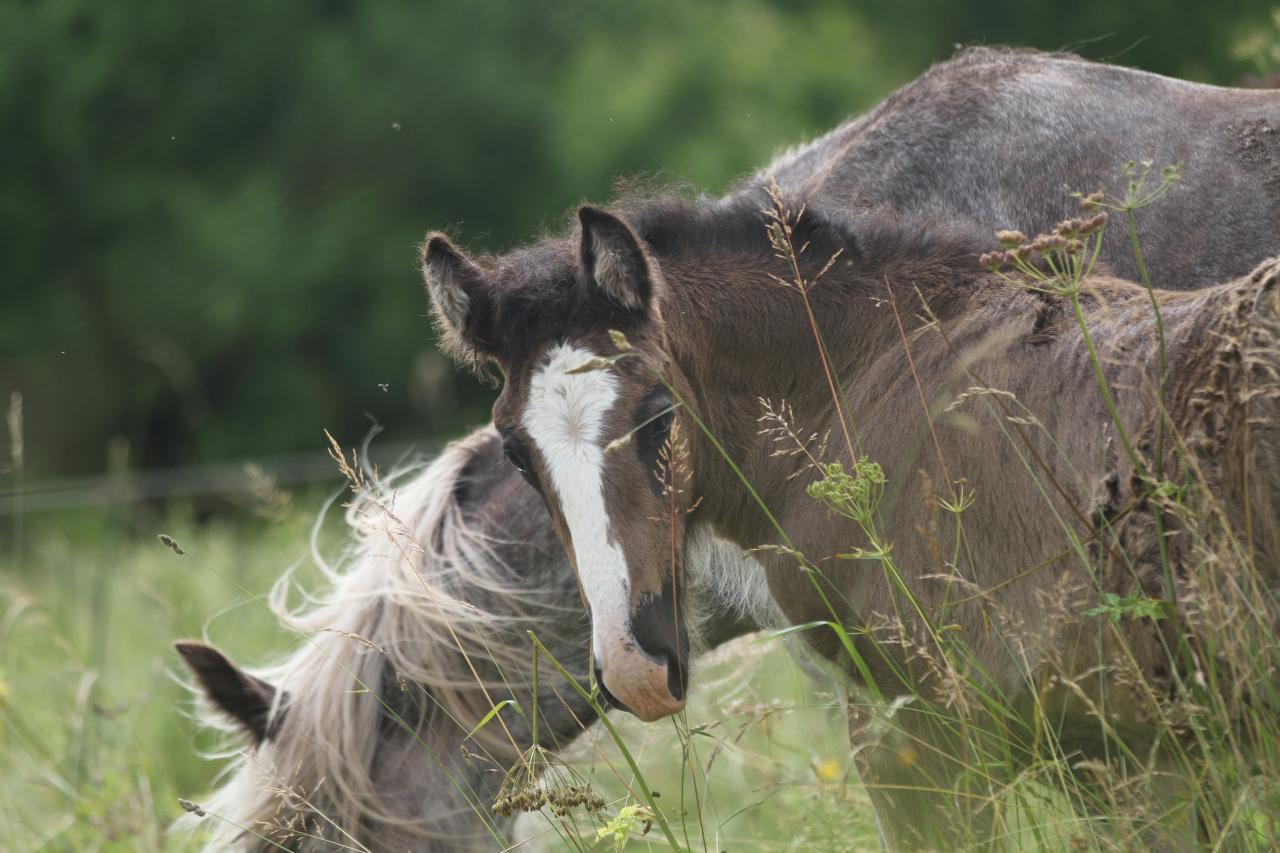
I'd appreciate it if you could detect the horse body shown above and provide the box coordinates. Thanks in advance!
[760,47,1280,288]
[664,219,1280,849]
[662,228,1280,684]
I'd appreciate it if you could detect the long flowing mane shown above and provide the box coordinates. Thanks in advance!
[178,427,586,850]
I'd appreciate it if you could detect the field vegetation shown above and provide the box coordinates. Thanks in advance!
[4,3,1280,850]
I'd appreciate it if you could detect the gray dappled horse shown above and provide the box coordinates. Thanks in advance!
[423,48,1280,850]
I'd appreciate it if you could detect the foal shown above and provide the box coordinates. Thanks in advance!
[424,193,1280,847]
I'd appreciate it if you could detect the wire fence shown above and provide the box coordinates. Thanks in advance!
[0,441,428,516]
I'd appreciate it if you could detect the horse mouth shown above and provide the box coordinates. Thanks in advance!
[594,666,625,711]
[595,654,688,720]
[666,655,688,701]
[595,633,689,722]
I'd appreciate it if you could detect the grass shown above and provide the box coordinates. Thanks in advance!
[0,502,323,851]
[0,494,883,851]
[534,635,879,852]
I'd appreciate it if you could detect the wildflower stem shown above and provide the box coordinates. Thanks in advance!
[1124,209,1167,475]
[527,631,683,851]
[1069,294,1142,471]
[766,177,859,459]
[1123,208,1178,602]
[530,641,540,751]
[794,261,858,461]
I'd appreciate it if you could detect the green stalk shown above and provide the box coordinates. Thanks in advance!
[1123,207,1166,470]
[527,632,683,851]
[530,642,539,751]
[1069,295,1142,471]
[1124,209,1177,592]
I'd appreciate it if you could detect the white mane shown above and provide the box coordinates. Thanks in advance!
[177,427,577,850]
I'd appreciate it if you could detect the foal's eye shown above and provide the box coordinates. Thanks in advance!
[635,385,677,458]
[646,409,675,445]
[503,441,532,476]
[635,401,677,497]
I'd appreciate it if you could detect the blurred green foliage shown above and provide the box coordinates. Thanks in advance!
[1,0,1273,479]
[0,497,341,849]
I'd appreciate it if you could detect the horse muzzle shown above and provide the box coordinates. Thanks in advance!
[596,638,687,722]
[596,580,690,721]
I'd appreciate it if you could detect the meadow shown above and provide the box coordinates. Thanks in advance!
[6,225,1280,852]
[0,480,882,851]
[6,185,1280,853]
[6,7,1280,851]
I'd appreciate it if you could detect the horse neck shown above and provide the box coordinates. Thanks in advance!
[660,248,979,545]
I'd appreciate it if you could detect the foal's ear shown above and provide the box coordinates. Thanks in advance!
[421,233,491,358]
[176,641,281,744]
[578,206,652,312]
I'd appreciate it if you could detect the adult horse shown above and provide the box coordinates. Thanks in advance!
[421,50,1280,848]
[175,426,768,851]
[747,46,1280,288]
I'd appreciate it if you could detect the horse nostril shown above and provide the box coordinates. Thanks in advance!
[629,579,691,702]
[630,628,689,702]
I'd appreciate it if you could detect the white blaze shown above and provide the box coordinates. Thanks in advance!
[522,342,629,661]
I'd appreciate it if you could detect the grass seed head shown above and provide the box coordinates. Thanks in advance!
[157,534,185,555]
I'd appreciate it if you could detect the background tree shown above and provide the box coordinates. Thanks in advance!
[1,0,1272,479]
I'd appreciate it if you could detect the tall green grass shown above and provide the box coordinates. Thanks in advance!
[0,503,318,850]
[0,497,883,851]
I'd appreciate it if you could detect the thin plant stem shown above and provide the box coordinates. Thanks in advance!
[527,632,684,851]
[1068,293,1141,470]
